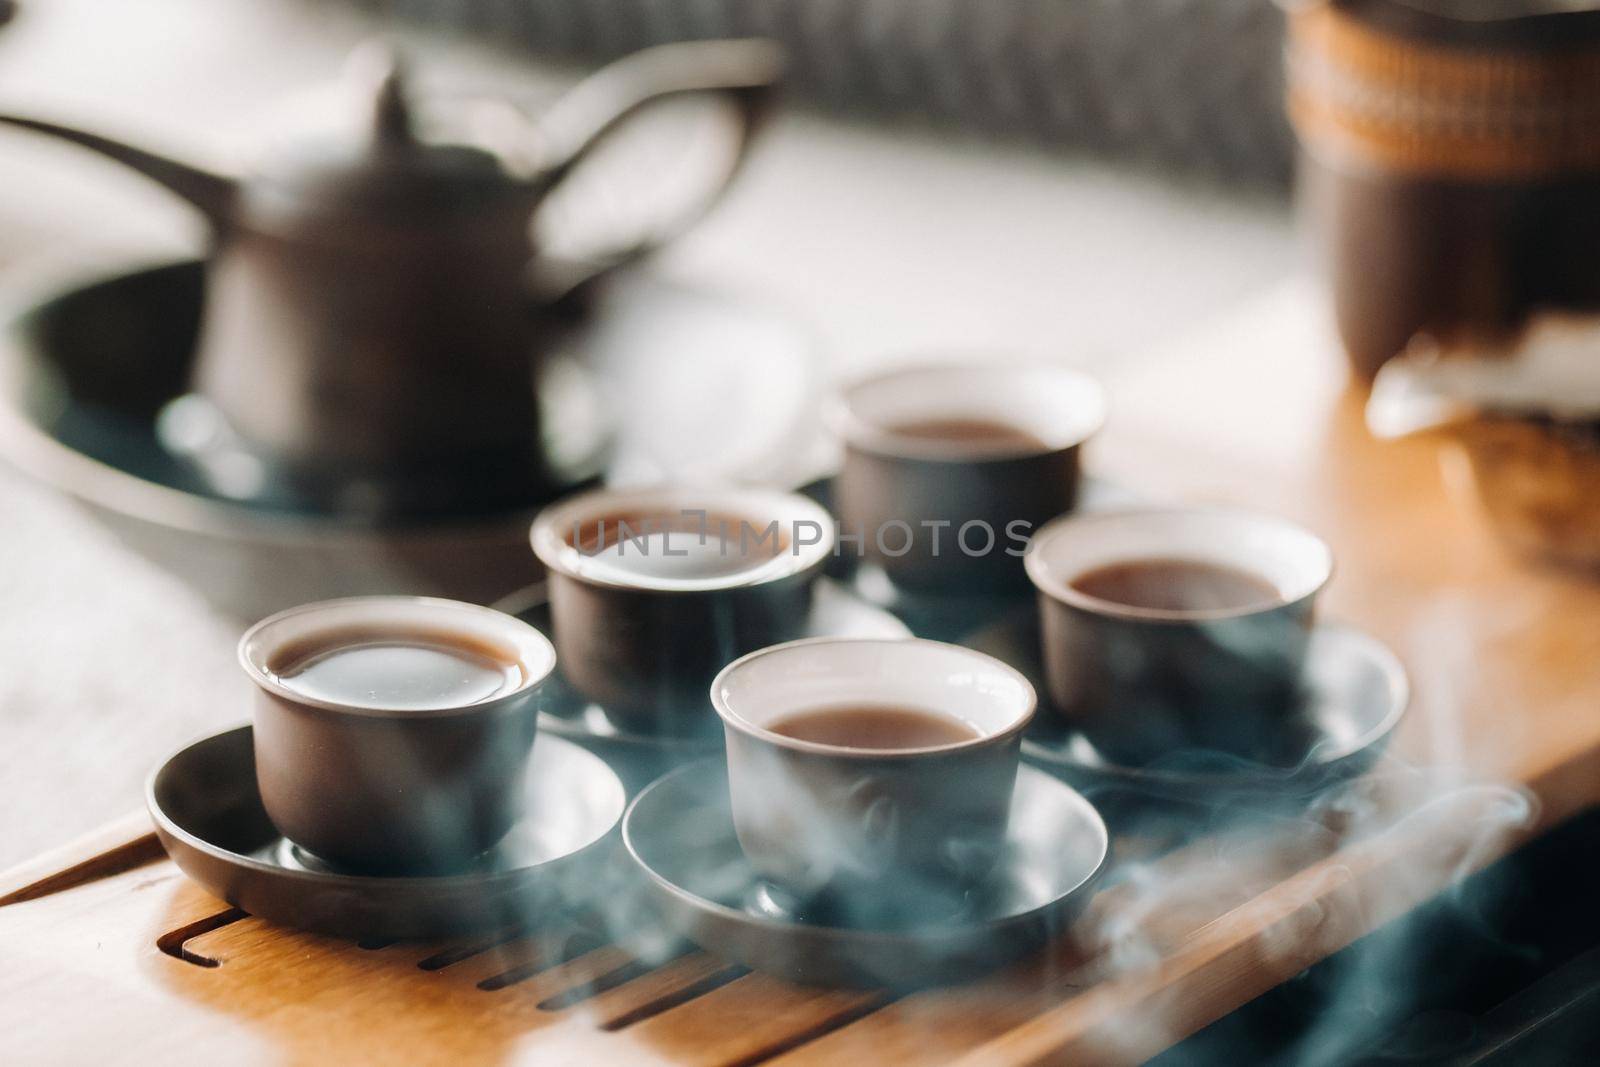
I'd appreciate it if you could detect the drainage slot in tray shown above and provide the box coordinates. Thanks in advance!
[155,908,249,968]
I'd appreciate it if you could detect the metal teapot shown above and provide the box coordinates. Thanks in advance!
[0,39,783,515]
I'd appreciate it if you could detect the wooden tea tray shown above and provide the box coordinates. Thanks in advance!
[5,282,1600,1065]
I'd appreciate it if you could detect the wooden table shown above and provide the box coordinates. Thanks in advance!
[5,281,1596,1065]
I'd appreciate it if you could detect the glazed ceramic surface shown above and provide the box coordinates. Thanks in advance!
[1026,507,1334,762]
[147,726,626,939]
[622,759,1108,987]
[828,363,1103,593]
[238,596,556,874]
[493,577,909,790]
[530,486,835,725]
[712,637,1035,923]
[960,609,1409,798]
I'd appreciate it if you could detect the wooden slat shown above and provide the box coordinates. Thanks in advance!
[596,972,892,1067]
[577,952,744,1030]
[0,810,159,905]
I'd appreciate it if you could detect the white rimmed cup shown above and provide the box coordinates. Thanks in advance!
[1025,507,1335,763]
[712,637,1036,926]
[531,485,836,732]
[239,596,557,875]
[828,361,1105,593]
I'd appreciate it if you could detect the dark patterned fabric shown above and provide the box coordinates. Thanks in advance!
[350,0,1293,185]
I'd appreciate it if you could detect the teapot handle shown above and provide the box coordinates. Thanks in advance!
[528,39,784,303]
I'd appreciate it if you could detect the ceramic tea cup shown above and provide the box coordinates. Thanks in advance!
[828,362,1105,593]
[712,637,1035,927]
[239,596,556,875]
[530,486,835,733]
[1025,508,1334,764]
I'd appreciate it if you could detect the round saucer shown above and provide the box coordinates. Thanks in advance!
[960,611,1411,797]
[147,725,626,939]
[621,760,1109,988]
[491,577,910,786]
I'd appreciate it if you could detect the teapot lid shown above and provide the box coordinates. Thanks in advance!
[242,43,531,226]
[1323,0,1600,44]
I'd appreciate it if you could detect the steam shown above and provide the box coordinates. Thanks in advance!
[445,585,1548,1064]
[994,594,1544,1064]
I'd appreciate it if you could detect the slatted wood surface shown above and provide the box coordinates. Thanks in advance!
[5,282,1600,1065]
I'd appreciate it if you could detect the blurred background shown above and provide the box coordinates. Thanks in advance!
[0,0,1295,368]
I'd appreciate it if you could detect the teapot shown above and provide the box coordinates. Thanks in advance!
[0,39,783,515]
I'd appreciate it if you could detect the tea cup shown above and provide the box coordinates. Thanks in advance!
[531,486,835,733]
[1025,507,1334,763]
[712,636,1035,926]
[238,596,557,875]
[828,361,1104,593]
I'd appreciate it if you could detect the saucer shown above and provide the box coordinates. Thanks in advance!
[961,610,1411,798]
[621,760,1109,987]
[491,577,910,786]
[147,725,626,939]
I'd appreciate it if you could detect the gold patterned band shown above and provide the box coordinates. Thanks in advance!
[1287,5,1600,179]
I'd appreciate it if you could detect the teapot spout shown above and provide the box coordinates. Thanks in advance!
[0,113,237,226]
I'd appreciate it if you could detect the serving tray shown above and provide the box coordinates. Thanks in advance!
[0,766,1498,1067]
[6,281,1600,1064]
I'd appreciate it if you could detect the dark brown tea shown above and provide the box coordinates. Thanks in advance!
[768,703,981,750]
[1069,558,1282,613]
[268,627,526,711]
[887,417,1048,453]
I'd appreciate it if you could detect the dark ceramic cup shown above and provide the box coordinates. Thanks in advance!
[530,486,836,734]
[239,596,556,875]
[712,637,1036,927]
[1025,508,1334,765]
[828,362,1104,593]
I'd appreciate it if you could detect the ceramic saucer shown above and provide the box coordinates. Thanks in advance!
[147,726,626,939]
[960,609,1411,799]
[621,760,1109,988]
[491,577,910,788]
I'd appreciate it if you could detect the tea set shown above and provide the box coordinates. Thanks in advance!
[138,352,1411,987]
[0,36,1409,988]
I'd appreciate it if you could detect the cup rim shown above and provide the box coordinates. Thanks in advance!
[825,360,1106,463]
[1024,506,1335,622]
[530,485,836,593]
[237,595,556,718]
[710,636,1037,759]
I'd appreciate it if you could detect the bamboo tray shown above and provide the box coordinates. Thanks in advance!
[0,778,1524,1067]
[5,281,1600,1065]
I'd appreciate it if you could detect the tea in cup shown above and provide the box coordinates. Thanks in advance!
[530,486,836,733]
[1025,507,1334,763]
[828,362,1104,593]
[712,637,1035,926]
[238,596,556,874]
